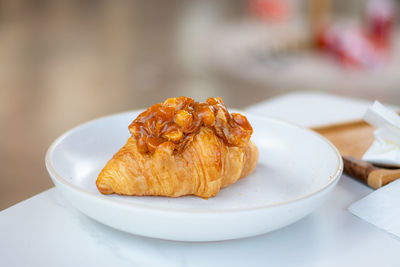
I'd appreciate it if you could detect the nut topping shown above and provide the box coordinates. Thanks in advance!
[129,97,253,153]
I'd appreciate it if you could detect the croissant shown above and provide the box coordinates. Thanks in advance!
[96,97,259,198]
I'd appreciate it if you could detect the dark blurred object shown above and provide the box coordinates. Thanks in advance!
[307,0,331,31]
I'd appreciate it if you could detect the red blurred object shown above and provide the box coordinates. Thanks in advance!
[248,0,291,21]
[315,0,396,69]
[317,23,386,68]
[365,0,395,48]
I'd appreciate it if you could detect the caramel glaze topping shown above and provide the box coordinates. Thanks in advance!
[128,97,253,154]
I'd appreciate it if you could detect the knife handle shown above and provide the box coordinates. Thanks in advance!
[343,156,400,189]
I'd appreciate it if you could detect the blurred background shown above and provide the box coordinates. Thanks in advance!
[1,0,400,210]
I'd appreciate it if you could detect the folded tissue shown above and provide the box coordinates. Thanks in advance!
[363,101,400,167]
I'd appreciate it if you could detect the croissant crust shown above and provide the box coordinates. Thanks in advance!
[96,127,258,198]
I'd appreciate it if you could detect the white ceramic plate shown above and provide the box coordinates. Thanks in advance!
[46,110,343,242]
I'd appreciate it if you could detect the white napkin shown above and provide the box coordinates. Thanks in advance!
[349,179,400,239]
[349,101,400,239]
[362,101,400,167]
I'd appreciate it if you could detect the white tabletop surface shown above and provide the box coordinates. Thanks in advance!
[1,92,400,267]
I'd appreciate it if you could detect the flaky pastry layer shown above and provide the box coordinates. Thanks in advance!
[96,127,258,198]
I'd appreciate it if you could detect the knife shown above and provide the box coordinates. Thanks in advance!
[342,156,400,189]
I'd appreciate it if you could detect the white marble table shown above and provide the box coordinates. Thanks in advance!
[2,92,400,267]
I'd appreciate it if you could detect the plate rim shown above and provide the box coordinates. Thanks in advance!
[45,109,343,214]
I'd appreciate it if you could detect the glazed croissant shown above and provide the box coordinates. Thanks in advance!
[96,97,259,198]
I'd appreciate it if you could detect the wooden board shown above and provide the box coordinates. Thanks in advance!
[313,122,400,189]
[314,121,375,159]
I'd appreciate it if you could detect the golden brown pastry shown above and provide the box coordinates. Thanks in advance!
[96,97,258,198]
